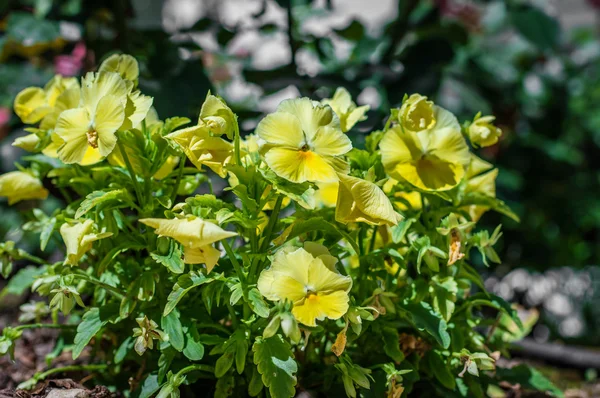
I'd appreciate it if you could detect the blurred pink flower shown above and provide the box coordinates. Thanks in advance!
[0,107,10,126]
[587,0,600,8]
[54,42,86,76]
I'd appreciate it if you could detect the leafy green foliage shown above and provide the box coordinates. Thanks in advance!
[252,336,297,398]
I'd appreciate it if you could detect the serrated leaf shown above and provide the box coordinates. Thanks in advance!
[462,293,523,330]
[164,271,211,316]
[402,302,451,349]
[460,192,520,222]
[161,310,184,351]
[183,326,205,361]
[75,189,128,218]
[495,365,563,398]
[73,304,118,359]
[426,351,455,390]
[248,365,264,396]
[252,336,297,398]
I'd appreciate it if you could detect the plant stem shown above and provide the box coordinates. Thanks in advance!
[170,155,186,208]
[222,239,245,285]
[368,225,378,253]
[72,271,125,300]
[15,323,77,332]
[118,140,144,208]
[175,364,215,379]
[259,195,283,253]
[19,364,107,389]
[196,323,231,335]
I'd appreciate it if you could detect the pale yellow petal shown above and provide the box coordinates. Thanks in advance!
[255,112,304,147]
[292,290,349,327]
[140,217,237,248]
[308,257,352,293]
[466,168,498,197]
[98,54,139,82]
[94,95,125,157]
[81,72,128,114]
[121,90,153,131]
[467,154,493,178]
[315,181,339,207]
[0,171,48,205]
[14,87,51,124]
[13,134,40,152]
[80,146,104,166]
[277,98,337,137]
[310,126,352,156]
[184,245,221,273]
[264,147,338,183]
[380,126,424,178]
[60,219,95,266]
[55,108,92,164]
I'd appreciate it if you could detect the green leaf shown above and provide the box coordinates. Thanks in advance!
[73,304,118,359]
[215,373,235,398]
[164,271,211,316]
[161,310,185,351]
[334,19,365,41]
[183,326,205,361]
[259,169,315,210]
[279,217,360,254]
[40,217,56,251]
[510,6,560,51]
[252,336,297,398]
[248,365,264,396]
[381,327,404,363]
[0,266,46,300]
[114,336,133,364]
[75,189,129,218]
[391,217,416,243]
[402,302,451,349]
[425,351,455,390]
[215,347,235,378]
[247,288,270,318]
[496,365,563,398]
[139,373,160,398]
[151,239,185,274]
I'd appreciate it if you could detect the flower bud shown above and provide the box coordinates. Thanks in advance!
[398,94,436,131]
[469,114,501,147]
[263,315,281,338]
[280,313,301,344]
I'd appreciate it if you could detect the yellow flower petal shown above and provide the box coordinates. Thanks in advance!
[184,244,221,273]
[140,217,237,249]
[199,93,236,138]
[40,87,82,130]
[292,291,350,327]
[277,97,337,136]
[398,94,436,132]
[166,125,233,177]
[94,94,125,157]
[335,174,401,226]
[380,106,469,191]
[14,87,51,124]
[310,126,352,156]
[466,168,498,197]
[81,71,128,115]
[59,219,111,267]
[257,246,351,326]
[98,54,139,83]
[120,90,153,131]
[153,156,179,180]
[322,87,369,132]
[55,108,92,164]
[44,75,79,107]
[467,154,494,178]
[0,171,48,205]
[256,112,304,147]
[264,147,338,183]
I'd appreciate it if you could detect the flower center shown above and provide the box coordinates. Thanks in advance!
[300,143,310,152]
[86,129,99,149]
[306,292,319,302]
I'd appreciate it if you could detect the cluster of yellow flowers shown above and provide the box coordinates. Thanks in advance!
[0,55,502,327]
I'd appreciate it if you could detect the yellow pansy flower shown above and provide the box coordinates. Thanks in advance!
[166,124,233,177]
[469,114,502,148]
[380,106,470,191]
[256,98,352,183]
[120,90,154,132]
[398,94,436,132]
[140,216,237,272]
[99,53,139,84]
[13,75,78,124]
[55,72,129,164]
[322,88,369,132]
[335,174,402,226]
[60,219,112,266]
[43,132,103,166]
[0,171,49,205]
[257,243,352,327]
[198,92,236,139]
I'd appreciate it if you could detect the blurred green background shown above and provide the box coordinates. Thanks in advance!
[1,0,599,346]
